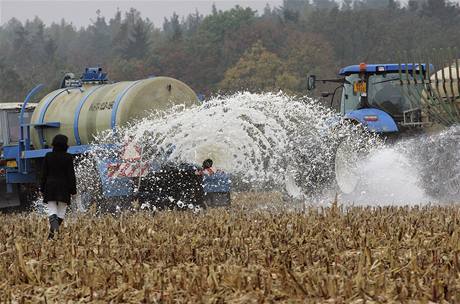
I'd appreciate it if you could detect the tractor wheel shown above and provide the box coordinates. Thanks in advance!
[0,183,38,213]
[333,123,373,195]
[445,178,460,198]
[416,126,460,201]
[334,140,362,194]
[138,163,205,210]
[204,192,231,207]
[284,165,304,199]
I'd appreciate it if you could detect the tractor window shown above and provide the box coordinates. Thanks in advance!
[367,73,414,118]
[341,74,361,114]
[7,111,20,144]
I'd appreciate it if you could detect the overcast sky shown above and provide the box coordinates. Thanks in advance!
[0,0,284,28]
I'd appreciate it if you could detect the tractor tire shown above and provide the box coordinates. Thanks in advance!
[138,163,205,210]
[204,192,231,207]
[17,183,39,212]
[0,183,38,213]
[416,126,460,202]
[334,140,362,194]
[332,124,372,195]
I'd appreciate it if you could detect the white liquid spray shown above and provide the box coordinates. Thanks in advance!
[76,93,458,207]
[339,147,431,205]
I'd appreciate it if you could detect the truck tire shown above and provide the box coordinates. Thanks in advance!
[73,155,109,213]
[0,183,37,213]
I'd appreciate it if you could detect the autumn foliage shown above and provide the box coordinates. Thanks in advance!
[1,0,460,101]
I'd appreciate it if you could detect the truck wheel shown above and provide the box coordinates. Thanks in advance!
[17,183,38,212]
[284,165,304,199]
[138,164,205,210]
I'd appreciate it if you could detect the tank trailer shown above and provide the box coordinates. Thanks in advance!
[0,67,231,211]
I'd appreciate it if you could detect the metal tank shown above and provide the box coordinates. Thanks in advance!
[397,56,460,128]
[417,63,460,128]
[30,72,199,148]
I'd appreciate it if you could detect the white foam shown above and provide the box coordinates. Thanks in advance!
[339,147,431,205]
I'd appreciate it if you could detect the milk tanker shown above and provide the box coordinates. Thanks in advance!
[308,55,460,200]
[30,69,199,148]
[0,67,231,211]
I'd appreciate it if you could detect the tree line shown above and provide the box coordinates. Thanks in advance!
[0,0,459,101]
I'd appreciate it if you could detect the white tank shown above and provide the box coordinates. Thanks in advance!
[30,77,199,148]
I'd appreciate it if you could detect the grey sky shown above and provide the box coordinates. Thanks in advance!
[0,0,284,28]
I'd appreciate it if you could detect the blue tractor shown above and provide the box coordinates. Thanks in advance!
[308,61,460,197]
[308,63,433,134]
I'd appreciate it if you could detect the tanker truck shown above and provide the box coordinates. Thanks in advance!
[307,57,460,200]
[0,67,231,212]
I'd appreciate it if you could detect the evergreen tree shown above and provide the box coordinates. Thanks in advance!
[0,59,25,101]
[0,2,459,102]
[128,19,151,59]
[163,13,182,41]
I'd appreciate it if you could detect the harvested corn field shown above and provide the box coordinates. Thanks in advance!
[2,195,460,303]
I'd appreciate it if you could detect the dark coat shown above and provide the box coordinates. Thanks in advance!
[40,151,77,204]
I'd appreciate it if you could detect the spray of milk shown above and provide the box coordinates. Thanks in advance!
[85,92,378,199]
[75,92,458,207]
[338,147,430,205]
[337,126,459,205]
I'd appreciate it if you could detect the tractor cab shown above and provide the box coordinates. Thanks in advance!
[308,63,431,133]
[0,102,37,159]
[0,103,35,147]
[0,103,37,210]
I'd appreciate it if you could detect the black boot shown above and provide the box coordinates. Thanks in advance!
[48,214,60,240]
[58,217,63,226]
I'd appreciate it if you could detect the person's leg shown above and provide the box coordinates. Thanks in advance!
[47,201,57,217]
[56,202,68,226]
[47,201,60,239]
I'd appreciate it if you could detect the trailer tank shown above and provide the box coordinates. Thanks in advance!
[30,74,199,148]
[423,64,460,127]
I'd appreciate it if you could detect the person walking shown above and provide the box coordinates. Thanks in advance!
[40,134,77,239]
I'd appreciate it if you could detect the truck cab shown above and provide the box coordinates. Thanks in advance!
[308,63,430,134]
[0,103,36,210]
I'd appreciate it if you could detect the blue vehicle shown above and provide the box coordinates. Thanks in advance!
[0,68,231,211]
[308,63,434,133]
[307,62,460,197]
[0,102,38,210]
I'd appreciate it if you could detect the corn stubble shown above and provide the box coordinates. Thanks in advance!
[1,195,460,303]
